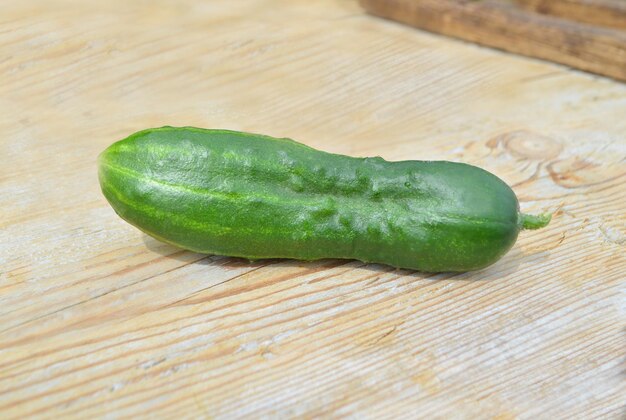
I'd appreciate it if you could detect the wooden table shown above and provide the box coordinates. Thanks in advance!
[2,0,624,418]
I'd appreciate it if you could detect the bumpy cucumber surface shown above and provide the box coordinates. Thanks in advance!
[98,127,550,272]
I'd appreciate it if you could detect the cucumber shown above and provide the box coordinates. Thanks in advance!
[98,127,550,272]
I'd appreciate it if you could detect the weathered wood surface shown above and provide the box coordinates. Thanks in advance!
[360,0,626,82]
[1,0,625,418]
[516,0,626,30]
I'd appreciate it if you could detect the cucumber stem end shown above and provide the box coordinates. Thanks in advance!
[520,213,552,230]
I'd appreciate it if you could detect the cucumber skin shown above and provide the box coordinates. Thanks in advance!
[99,126,524,272]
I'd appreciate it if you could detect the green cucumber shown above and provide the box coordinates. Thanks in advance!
[98,127,550,272]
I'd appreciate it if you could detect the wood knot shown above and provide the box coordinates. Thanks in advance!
[492,130,562,160]
[547,157,602,188]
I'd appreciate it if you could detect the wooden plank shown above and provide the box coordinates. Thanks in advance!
[1,0,625,418]
[360,0,626,81]
[516,0,626,30]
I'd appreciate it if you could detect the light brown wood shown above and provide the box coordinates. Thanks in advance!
[516,0,626,30]
[1,0,625,418]
[360,0,626,81]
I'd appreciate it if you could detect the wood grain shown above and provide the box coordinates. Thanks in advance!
[360,0,626,81]
[1,0,625,418]
[516,0,626,30]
